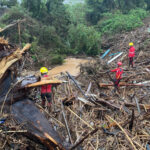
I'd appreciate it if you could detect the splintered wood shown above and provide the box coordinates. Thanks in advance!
[0,37,8,45]
[0,43,31,79]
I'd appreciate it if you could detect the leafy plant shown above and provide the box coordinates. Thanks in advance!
[68,24,101,56]
[51,54,64,65]
[97,9,148,34]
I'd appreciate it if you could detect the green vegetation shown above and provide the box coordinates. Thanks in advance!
[0,0,149,66]
[97,9,148,34]
[68,24,101,55]
[51,54,65,65]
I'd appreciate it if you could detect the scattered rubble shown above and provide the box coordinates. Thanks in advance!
[1,21,150,150]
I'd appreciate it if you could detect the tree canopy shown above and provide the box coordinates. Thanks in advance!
[0,0,149,65]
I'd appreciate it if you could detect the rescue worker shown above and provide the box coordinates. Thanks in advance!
[40,67,52,109]
[128,42,135,68]
[110,62,123,91]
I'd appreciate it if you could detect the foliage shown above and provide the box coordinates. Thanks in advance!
[21,0,46,18]
[86,0,104,25]
[22,0,70,38]
[66,3,87,25]
[144,0,150,10]
[68,24,101,55]
[97,9,147,34]
[51,54,64,65]
[38,25,65,49]
[85,0,147,24]
[0,0,149,67]
[0,6,40,44]
[0,6,27,23]
[0,0,18,8]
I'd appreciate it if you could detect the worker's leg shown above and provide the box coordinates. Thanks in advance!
[131,57,134,68]
[41,94,46,108]
[46,93,52,108]
[112,79,117,92]
[114,79,120,92]
[129,57,132,67]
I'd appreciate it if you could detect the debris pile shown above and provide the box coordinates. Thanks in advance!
[50,56,150,149]
[0,37,70,150]
[1,23,150,150]
[43,27,150,149]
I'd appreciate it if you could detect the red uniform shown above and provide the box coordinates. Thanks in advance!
[128,46,135,67]
[128,46,135,58]
[111,67,123,80]
[41,75,52,94]
[41,74,52,108]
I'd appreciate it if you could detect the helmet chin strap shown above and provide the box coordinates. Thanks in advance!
[41,73,48,76]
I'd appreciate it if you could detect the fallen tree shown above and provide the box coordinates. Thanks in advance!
[0,37,70,150]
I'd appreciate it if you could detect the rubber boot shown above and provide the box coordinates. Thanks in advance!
[42,100,46,109]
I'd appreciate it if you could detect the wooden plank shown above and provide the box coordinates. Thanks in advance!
[99,82,150,87]
[26,80,62,88]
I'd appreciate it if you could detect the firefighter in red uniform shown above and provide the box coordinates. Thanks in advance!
[110,62,123,91]
[128,42,135,68]
[40,67,52,108]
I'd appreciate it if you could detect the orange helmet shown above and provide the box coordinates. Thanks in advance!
[117,62,122,66]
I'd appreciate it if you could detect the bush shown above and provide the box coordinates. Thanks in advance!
[0,6,28,23]
[97,9,148,34]
[51,54,64,65]
[39,25,65,49]
[0,6,40,44]
[68,24,101,56]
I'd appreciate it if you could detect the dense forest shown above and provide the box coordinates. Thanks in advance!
[0,0,149,66]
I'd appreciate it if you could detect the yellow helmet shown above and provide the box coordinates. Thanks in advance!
[40,67,48,74]
[129,42,134,46]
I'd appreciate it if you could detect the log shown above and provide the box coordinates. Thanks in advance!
[12,99,70,150]
[95,98,120,110]
[26,79,62,88]
[0,19,25,33]
[124,102,150,110]
[99,82,150,87]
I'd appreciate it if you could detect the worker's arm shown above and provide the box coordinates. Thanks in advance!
[110,68,117,72]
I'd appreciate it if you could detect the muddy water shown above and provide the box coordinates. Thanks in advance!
[22,58,89,77]
[48,58,89,77]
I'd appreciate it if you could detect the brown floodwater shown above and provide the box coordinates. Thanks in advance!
[22,58,89,77]
[48,58,89,77]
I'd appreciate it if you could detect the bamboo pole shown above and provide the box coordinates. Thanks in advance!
[67,107,94,130]
[106,115,137,150]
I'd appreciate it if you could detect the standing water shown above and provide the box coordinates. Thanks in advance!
[48,58,89,77]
